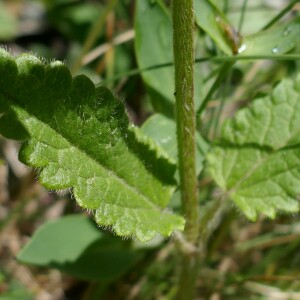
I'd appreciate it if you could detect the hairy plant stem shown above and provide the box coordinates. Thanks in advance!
[172,0,199,298]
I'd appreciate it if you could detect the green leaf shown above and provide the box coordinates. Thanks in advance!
[194,2,300,57]
[18,215,101,265]
[208,76,300,220]
[238,17,300,56]
[210,0,280,35]
[18,215,142,281]
[0,49,184,242]
[141,113,209,176]
[54,238,142,281]
[134,0,202,116]
[194,0,239,55]
[134,0,174,115]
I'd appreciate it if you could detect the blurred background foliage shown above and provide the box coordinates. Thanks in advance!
[1,0,300,299]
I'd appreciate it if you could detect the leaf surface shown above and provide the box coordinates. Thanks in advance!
[134,0,173,115]
[208,76,300,220]
[0,49,184,241]
[194,0,237,55]
[238,17,300,56]
[141,113,209,176]
[18,215,142,281]
[195,1,300,57]
[134,0,202,116]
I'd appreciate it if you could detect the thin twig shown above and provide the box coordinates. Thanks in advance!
[71,0,118,74]
[82,29,135,65]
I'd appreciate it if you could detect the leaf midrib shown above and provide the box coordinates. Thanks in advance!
[0,89,160,211]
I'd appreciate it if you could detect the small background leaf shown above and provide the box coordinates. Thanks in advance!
[238,17,300,56]
[194,0,235,55]
[141,113,209,176]
[134,0,202,116]
[17,215,142,281]
[211,0,280,35]
[134,0,174,115]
